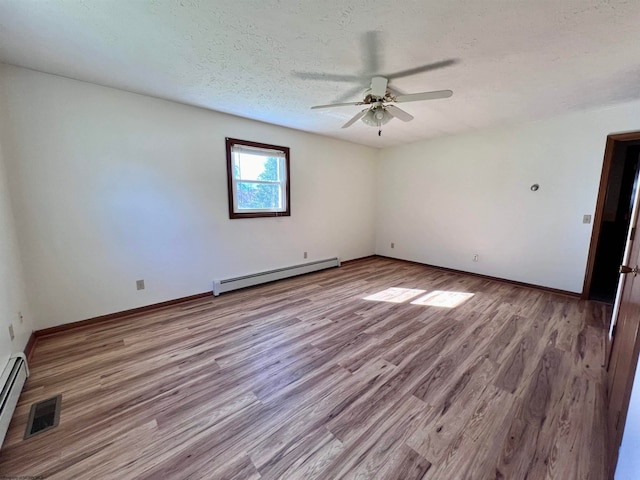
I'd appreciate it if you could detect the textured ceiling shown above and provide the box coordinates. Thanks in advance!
[1,0,640,147]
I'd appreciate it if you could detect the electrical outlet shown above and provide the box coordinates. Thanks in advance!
[391,242,395,249]
[583,214,592,224]
[18,311,23,323]
[8,324,14,341]
[304,251,308,259]
[136,279,145,290]
[473,254,479,262]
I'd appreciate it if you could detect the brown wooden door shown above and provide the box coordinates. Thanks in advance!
[607,233,640,476]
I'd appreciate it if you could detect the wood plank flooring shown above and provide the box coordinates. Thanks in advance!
[0,257,610,479]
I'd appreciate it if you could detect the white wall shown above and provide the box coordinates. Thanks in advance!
[0,64,376,330]
[376,102,640,293]
[0,134,34,361]
[617,362,640,479]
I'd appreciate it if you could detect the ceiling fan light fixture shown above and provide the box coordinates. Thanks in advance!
[361,107,392,127]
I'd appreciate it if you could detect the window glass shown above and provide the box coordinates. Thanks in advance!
[226,138,290,218]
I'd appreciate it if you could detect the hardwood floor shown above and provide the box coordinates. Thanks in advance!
[0,257,609,479]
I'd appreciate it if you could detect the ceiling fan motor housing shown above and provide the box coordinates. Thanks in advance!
[370,76,388,98]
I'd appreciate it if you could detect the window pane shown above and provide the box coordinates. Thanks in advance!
[234,152,281,181]
[226,138,290,219]
[236,182,283,210]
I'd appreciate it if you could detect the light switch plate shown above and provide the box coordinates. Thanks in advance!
[583,214,592,224]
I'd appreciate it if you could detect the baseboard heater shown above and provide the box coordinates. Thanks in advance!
[213,257,340,296]
[0,353,29,447]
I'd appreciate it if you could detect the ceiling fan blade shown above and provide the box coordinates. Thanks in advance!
[395,90,453,103]
[386,59,458,80]
[342,109,369,129]
[293,72,362,82]
[370,76,388,98]
[362,31,382,74]
[311,101,365,110]
[387,85,407,96]
[385,105,414,122]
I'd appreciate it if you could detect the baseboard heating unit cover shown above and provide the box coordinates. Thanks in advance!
[0,353,29,446]
[213,257,341,296]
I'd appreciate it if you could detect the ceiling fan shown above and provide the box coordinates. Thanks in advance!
[297,31,457,136]
[310,76,453,135]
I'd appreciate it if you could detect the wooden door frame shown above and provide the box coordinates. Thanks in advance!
[582,130,640,299]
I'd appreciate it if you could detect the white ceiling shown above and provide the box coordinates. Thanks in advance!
[1,1,640,148]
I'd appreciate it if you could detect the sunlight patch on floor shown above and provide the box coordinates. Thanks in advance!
[363,287,426,303]
[411,290,475,308]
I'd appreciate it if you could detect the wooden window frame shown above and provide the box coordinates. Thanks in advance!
[225,137,291,219]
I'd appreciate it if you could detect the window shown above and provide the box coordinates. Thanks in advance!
[226,138,290,219]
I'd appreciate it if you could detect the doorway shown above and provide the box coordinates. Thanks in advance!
[584,135,640,304]
[590,144,640,302]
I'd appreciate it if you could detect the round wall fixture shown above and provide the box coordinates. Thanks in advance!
[530,184,540,191]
